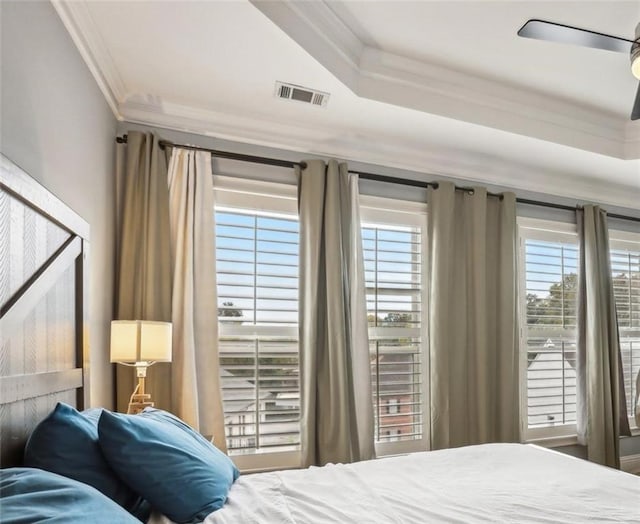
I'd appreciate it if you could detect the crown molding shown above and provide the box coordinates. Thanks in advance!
[358,48,625,156]
[256,0,363,92]
[51,0,125,119]
[119,96,640,210]
[119,96,331,151]
[251,0,637,160]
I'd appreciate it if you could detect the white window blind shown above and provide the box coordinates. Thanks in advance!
[610,235,640,427]
[214,182,300,459]
[361,197,428,454]
[519,221,578,435]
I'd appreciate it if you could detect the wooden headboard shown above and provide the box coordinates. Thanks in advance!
[0,154,90,467]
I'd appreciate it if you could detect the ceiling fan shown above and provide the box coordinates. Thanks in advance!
[517,20,640,120]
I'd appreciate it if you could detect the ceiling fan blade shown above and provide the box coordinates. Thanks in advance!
[518,20,633,53]
[632,83,640,121]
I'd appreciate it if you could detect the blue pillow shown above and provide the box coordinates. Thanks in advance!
[0,468,140,524]
[139,407,229,452]
[23,403,150,522]
[98,410,239,523]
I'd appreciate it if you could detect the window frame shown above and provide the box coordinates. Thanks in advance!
[518,219,640,443]
[214,175,302,472]
[360,195,430,457]
[215,183,430,466]
[609,229,640,432]
[517,218,579,442]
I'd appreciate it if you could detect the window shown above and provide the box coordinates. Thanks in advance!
[610,232,640,429]
[361,196,428,455]
[518,219,579,438]
[214,177,300,470]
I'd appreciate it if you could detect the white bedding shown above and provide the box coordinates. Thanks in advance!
[151,443,640,523]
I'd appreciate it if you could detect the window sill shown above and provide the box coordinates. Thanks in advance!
[230,449,301,474]
[524,434,579,448]
[526,427,639,449]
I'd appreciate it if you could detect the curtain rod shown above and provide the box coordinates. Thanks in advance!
[115,135,640,223]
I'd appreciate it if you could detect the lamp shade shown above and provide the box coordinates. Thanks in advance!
[110,320,172,363]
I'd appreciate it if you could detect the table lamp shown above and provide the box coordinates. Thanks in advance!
[110,320,172,414]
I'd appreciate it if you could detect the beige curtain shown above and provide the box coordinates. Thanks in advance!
[298,159,375,467]
[114,131,172,412]
[167,149,226,449]
[576,205,630,468]
[428,181,520,450]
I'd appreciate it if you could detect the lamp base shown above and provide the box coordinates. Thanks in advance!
[126,376,155,414]
[127,393,154,414]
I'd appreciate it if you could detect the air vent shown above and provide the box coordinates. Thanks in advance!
[275,82,329,107]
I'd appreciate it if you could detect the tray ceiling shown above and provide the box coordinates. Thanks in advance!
[53,0,640,208]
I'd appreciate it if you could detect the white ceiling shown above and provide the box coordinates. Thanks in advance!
[53,0,640,209]
[327,1,639,117]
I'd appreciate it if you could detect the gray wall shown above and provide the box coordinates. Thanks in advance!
[1,0,117,408]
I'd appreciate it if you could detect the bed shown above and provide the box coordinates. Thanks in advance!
[1,154,639,524]
[146,443,640,524]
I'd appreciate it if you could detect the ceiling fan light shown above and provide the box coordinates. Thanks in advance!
[633,24,640,80]
[633,52,640,80]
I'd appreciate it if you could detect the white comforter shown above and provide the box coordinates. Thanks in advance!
[154,443,640,523]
